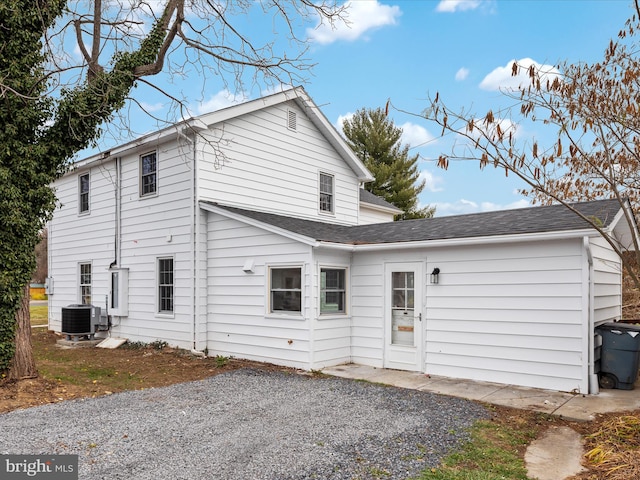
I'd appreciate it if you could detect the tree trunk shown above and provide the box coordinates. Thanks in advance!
[7,284,38,380]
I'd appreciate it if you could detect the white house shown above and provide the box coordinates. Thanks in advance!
[48,87,634,394]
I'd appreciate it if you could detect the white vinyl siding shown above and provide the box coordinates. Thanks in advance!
[49,140,195,348]
[48,163,117,332]
[207,213,313,369]
[116,141,193,346]
[197,102,360,225]
[312,251,352,367]
[351,238,590,393]
[358,205,396,225]
[590,236,622,324]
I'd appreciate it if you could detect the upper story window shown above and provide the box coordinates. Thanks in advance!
[79,173,90,214]
[140,151,157,197]
[319,172,334,214]
[320,268,346,314]
[270,267,302,313]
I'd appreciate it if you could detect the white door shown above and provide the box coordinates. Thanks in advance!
[384,262,423,371]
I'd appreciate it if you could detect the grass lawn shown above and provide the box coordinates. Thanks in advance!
[30,305,48,325]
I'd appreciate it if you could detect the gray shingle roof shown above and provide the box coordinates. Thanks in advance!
[359,189,400,211]
[204,199,623,245]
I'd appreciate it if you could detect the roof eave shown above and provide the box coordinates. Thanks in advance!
[200,201,320,246]
[360,202,403,214]
[317,227,603,252]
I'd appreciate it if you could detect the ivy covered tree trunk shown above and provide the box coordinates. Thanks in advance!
[0,0,180,377]
[7,285,37,380]
[0,0,61,376]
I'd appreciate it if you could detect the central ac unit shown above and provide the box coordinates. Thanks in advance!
[61,304,101,338]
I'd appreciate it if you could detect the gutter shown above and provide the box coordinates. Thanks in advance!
[316,228,600,252]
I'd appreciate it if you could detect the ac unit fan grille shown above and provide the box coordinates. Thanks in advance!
[61,305,92,335]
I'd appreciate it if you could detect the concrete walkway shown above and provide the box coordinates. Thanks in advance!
[322,364,640,421]
[322,364,640,480]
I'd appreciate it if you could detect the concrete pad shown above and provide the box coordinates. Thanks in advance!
[525,426,586,480]
[554,388,640,421]
[322,364,378,379]
[417,376,506,401]
[483,386,574,415]
[96,337,128,349]
[56,338,103,349]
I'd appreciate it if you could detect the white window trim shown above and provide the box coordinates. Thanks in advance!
[78,261,92,305]
[266,264,304,319]
[319,265,349,318]
[140,150,158,198]
[78,172,90,215]
[318,171,335,216]
[156,256,175,317]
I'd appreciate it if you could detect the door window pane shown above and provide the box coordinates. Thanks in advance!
[391,271,414,346]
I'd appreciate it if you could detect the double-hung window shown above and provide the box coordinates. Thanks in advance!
[320,268,346,314]
[158,257,174,314]
[140,151,157,197]
[79,263,92,305]
[79,173,90,214]
[319,172,334,214]
[270,267,302,313]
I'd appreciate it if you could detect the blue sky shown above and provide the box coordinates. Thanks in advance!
[83,0,635,217]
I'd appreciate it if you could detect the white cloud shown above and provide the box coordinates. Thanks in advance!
[434,198,530,216]
[196,90,248,115]
[479,58,561,92]
[436,0,482,13]
[308,0,401,45]
[140,102,164,113]
[455,67,469,81]
[419,170,444,193]
[336,112,354,133]
[400,122,436,149]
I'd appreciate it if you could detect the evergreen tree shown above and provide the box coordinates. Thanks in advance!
[342,108,434,220]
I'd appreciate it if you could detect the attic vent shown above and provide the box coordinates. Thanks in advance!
[287,110,297,131]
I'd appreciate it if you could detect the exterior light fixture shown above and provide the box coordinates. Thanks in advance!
[430,267,440,284]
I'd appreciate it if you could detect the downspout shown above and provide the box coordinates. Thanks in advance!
[191,132,205,357]
[584,236,599,395]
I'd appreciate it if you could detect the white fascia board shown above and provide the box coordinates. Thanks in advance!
[69,118,207,174]
[317,227,601,252]
[196,87,305,127]
[200,202,319,247]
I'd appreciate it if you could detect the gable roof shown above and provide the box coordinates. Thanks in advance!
[202,198,624,246]
[359,189,402,213]
[73,87,374,183]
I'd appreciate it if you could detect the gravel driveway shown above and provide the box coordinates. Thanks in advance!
[0,369,489,479]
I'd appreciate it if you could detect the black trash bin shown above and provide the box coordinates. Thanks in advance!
[596,322,640,390]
